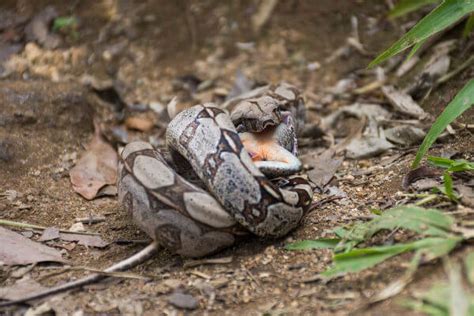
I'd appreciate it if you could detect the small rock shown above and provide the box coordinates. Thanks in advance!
[167,292,199,310]
[69,222,85,232]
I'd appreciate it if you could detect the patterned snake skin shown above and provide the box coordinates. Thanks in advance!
[118,83,313,257]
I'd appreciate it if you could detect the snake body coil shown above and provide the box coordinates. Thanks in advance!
[118,83,312,257]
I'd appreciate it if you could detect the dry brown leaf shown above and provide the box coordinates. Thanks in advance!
[38,227,60,242]
[125,116,155,132]
[402,166,441,189]
[0,277,47,300]
[381,85,428,119]
[60,233,109,248]
[301,149,343,189]
[69,123,118,200]
[0,227,65,265]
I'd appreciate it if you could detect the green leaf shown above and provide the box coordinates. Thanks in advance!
[463,13,474,37]
[442,171,458,201]
[285,238,340,251]
[401,300,448,316]
[370,0,474,67]
[428,156,458,168]
[53,16,77,32]
[342,206,455,247]
[428,156,474,171]
[405,38,427,61]
[412,79,474,168]
[322,237,460,278]
[388,0,440,19]
[465,252,474,285]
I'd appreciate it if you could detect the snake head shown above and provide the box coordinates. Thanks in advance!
[231,96,281,133]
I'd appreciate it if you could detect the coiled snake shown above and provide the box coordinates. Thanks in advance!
[118,82,312,257]
[0,83,313,306]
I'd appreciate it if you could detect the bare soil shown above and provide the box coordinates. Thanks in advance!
[0,1,473,315]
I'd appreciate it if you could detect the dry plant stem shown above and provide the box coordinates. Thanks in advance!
[0,241,160,308]
[436,55,474,85]
[0,219,100,236]
[38,266,152,282]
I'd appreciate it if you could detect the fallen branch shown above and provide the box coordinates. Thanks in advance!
[0,219,100,236]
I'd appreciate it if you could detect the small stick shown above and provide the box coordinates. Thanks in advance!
[0,241,159,307]
[39,266,153,282]
[0,219,100,236]
[75,216,106,224]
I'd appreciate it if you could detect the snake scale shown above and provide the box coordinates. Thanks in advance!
[0,83,313,307]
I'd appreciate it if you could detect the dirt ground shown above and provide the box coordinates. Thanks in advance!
[0,1,473,315]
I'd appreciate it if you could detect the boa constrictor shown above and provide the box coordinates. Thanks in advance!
[0,83,314,307]
[118,83,313,257]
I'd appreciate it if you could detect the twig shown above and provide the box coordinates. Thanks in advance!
[183,256,233,268]
[38,265,154,282]
[436,55,474,86]
[415,194,439,206]
[251,0,279,33]
[75,216,106,224]
[0,219,100,236]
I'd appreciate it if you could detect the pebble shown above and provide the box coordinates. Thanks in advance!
[167,292,199,310]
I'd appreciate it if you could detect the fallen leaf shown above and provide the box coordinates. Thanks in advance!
[411,178,440,191]
[0,227,65,265]
[0,277,47,300]
[385,125,426,146]
[346,136,394,159]
[69,123,118,200]
[457,185,474,208]
[166,96,179,120]
[25,302,55,316]
[60,233,109,248]
[402,166,441,189]
[382,85,428,119]
[301,149,343,188]
[68,222,85,232]
[125,116,155,132]
[38,227,60,242]
[322,103,394,159]
[24,6,61,49]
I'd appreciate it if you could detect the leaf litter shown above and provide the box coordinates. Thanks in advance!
[69,121,118,200]
[0,227,65,266]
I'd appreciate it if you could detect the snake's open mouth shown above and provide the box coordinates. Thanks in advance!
[239,111,301,177]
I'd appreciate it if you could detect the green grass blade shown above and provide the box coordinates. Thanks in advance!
[405,38,427,61]
[463,13,474,37]
[428,156,474,171]
[440,171,458,201]
[370,0,474,68]
[465,252,474,285]
[285,238,340,250]
[388,0,440,19]
[345,206,455,243]
[412,79,474,168]
[322,237,459,277]
[428,156,458,168]
[53,16,77,32]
